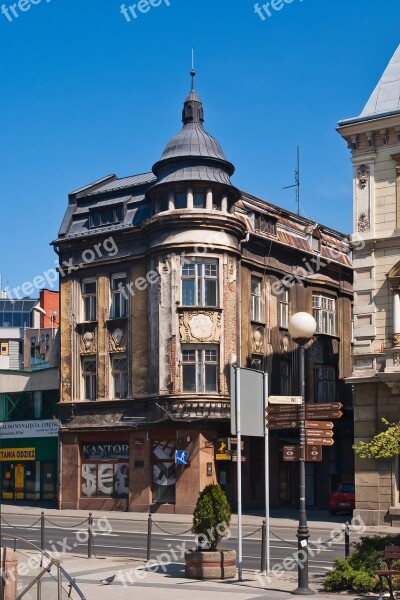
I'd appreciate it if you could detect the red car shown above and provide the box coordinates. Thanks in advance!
[328,483,355,515]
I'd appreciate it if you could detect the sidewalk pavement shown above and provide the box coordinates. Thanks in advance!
[56,554,367,600]
[2,502,400,535]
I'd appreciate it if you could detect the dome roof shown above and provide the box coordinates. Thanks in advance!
[151,70,236,188]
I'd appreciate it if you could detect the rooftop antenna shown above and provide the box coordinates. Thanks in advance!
[283,145,300,215]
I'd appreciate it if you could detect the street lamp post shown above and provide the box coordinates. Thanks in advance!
[288,312,317,596]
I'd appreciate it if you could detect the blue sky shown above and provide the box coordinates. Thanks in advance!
[0,0,399,294]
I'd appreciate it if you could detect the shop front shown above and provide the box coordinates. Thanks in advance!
[0,419,59,502]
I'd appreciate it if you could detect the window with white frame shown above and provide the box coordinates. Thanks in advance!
[82,358,97,401]
[279,290,289,328]
[182,259,218,307]
[182,346,218,393]
[314,366,336,403]
[111,274,127,318]
[112,355,128,399]
[312,294,335,335]
[251,276,262,322]
[82,279,97,321]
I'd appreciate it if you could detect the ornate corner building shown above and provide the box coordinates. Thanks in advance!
[338,45,400,526]
[55,71,353,513]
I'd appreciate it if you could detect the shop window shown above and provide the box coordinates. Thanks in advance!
[251,276,262,322]
[182,259,218,307]
[82,279,97,321]
[279,290,289,329]
[182,346,218,393]
[81,442,129,498]
[314,366,336,403]
[111,274,127,318]
[313,293,336,336]
[112,355,128,399]
[82,358,97,401]
[153,440,176,503]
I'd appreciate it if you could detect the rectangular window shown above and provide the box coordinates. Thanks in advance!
[90,205,123,228]
[251,276,262,322]
[82,279,97,321]
[279,290,289,328]
[82,358,97,401]
[280,362,290,395]
[312,294,335,336]
[182,346,218,393]
[182,259,218,307]
[176,193,186,209]
[194,192,205,208]
[111,274,127,318]
[112,356,128,399]
[0,341,9,356]
[314,366,336,403]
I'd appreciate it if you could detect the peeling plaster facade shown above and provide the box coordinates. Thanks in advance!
[54,73,353,513]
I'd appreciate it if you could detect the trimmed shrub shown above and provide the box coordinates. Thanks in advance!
[192,484,231,551]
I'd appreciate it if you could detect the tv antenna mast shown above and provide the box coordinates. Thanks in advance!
[283,145,300,215]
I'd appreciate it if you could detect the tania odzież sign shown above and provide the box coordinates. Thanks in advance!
[0,419,59,439]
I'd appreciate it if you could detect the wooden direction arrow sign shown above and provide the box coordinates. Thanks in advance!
[305,429,334,438]
[266,406,300,415]
[305,403,343,412]
[306,411,343,420]
[305,420,334,430]
[267,421,299,430]
[268,396,303,405]
[306,437,334,446]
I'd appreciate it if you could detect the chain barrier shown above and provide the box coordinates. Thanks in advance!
[1,516,42,530]
[270,528,347,548]
[241,524,263,539]
[152,521,193,536]
[44,517,88,529]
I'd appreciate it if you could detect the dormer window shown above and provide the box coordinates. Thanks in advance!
[90,205,123,228]
[254,213,277,235]
[311,236,320,252]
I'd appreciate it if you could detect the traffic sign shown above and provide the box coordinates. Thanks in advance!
[305,421,334,430]
[306,438,334,446]
[175,450,188,465]
[269,396,303,405]
[305,410,343,420]
[306,446,322,462]
[283,446,300,461]
[305,430,334,438]
[267,421,299,430]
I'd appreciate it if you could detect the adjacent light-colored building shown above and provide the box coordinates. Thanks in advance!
[55,72,353,514]
[338,45,400,526]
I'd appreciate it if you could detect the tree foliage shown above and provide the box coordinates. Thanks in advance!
[192,484,231,551]
[353,418,400,459]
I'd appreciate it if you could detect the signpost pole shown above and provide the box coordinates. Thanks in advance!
[263,371,270,573]
[235,367,243,582]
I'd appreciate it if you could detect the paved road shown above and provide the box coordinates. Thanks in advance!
[0,514,356,576]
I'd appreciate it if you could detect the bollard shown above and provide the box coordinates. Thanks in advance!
[344,521,350,559]
[88,513,93,559]
[147,513,153,562]
[40,512,45,550]
[260,520,267,574]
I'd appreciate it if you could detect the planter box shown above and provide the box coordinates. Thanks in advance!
[185,549,236,580]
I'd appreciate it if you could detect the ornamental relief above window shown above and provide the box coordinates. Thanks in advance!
[179,311,221,343]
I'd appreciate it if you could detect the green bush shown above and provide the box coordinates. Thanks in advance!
[192,484,231,551]
[323,535,400,593]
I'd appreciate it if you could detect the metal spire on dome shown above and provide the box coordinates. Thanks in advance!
[182,53,204,124]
